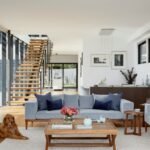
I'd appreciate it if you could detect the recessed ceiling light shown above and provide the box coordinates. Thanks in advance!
[99,28,115,35]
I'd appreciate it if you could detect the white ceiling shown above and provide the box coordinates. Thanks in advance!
[0,0,150,54]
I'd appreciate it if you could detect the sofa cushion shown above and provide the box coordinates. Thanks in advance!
[93,100,112,110]
[47,99,63,110]
[93,94,109,102]
[36,110,62,119]
[79,109,124,120]
[35,93,52,111]
[79,95,94,109]
[63,94,79,108]
[107,93,122,111]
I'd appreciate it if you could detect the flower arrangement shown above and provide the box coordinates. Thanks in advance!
[60,106,78,117]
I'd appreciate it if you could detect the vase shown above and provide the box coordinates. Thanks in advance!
[64,115,73,123]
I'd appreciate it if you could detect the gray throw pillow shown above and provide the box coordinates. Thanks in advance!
[35,93,52,111]
[93,94,109,101]
[51,94,64,101]
[63,94,79,108]
[107,93,122,111]
[79,95,94,109]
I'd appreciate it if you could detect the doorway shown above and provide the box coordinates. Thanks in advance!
[45,63,78,89]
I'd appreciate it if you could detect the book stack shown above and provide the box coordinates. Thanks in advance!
[51,124,72,129]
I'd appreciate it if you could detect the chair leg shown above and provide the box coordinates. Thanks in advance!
[25,120,28,130]
[145,122,147,132]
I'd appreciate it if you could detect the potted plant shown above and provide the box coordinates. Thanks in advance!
[120,67,137,85]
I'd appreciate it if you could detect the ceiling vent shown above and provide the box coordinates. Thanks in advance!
[99,28,115,36]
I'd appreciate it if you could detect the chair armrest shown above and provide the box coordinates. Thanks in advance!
[144,104,150,124]
[120,99,134,113]
[145,104,150,114]
[25,101,38,120]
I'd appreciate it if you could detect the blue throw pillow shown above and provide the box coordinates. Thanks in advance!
[35,93,52,111]
[93,100,112,110]
[47,99,63,110]
[107,93,122,111]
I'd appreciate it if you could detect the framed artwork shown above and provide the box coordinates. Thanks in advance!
[138,41,147,64]
[91,54,110,67]
[112,51,126,69]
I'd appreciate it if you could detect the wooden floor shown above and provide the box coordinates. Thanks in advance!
[0,89,78,127]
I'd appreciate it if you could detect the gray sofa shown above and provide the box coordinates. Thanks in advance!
[25,94,134,129]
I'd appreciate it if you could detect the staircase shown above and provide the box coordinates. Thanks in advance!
[10,39,48,105]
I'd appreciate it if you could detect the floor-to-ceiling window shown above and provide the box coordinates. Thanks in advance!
[44,63,78,89]
[0,31,7,106]
[0,30,28,106]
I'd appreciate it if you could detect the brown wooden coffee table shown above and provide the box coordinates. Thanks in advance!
[44,118,118,150]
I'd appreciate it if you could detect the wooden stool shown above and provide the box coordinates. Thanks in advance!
[124,110,143,136]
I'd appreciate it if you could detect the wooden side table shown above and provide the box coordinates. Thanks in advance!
[124,110,144,136]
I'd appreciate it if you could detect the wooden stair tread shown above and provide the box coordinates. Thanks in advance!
[20,64,39,67]
[11,87,40,90]
[19,65,39,67]
[12,82,40,85]
[11,91,39,93]
[18,68,40,71]
[15,79,39,81]
[15,75,39,77]
[11,96,36,99]
[23,61,40,63]
[11,92,39,95]
[16,71,39,73]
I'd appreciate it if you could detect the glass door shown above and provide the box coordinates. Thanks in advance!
[52,64,63,90]
[64,64,77,88]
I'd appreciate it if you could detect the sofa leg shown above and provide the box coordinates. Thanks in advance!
[25,120,28,130]
[31,121,34,127]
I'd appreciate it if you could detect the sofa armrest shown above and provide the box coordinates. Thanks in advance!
[120,99,134,113]
[25,101,38,120]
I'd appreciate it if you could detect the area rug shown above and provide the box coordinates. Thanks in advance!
[0,127,150,150]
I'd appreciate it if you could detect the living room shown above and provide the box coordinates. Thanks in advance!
[0,0,150,150]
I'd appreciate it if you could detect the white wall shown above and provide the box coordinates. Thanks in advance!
[81,30,131,89]
[128,33,150,85]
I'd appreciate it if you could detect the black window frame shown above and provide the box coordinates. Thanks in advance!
[45,63,78,89]
[138,41,147,64]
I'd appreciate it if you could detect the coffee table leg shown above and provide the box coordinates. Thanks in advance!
[108,135,112,146]
[45,135,51,150]
[124,114,128,134]
[112,135,116,150]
